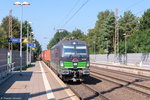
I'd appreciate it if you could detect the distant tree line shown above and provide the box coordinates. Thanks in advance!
[47,8,150,54]
[0,16,42,58]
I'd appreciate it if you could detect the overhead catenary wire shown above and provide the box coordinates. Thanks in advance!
[134,9,146,16]
[61,0,80,24]
[119,0,147,14]
[61,0,89,28]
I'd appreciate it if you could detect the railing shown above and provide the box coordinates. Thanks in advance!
[0,62,15,79]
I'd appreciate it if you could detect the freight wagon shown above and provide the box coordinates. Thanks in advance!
[39,50,50,62]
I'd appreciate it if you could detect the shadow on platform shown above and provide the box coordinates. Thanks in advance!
[0,72,33,99]
[0,93,29,100]
[30,87,69,98]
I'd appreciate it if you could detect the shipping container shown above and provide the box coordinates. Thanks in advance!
[41,50,51,61]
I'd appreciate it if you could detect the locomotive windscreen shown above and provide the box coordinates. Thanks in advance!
[63,45,87,56]
[63,45,75,55]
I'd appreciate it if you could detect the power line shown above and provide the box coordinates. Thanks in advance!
[119,0,147,14]
[61,0,80,23]
[61,0,89,28]
[135,9,146,16]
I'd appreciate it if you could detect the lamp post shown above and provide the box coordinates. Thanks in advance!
[105,38,109,62]
[123,33,130,65]
[27,22,32,66]
[125,34,127,65]
[14,2,30,73]
[30,32,34,63]
[93,41,96,62]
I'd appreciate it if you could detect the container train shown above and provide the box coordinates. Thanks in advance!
[39,39,90,82]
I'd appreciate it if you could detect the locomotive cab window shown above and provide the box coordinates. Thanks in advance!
[76,45,87,55]
[63,45,75,55]
[63,45,87,56]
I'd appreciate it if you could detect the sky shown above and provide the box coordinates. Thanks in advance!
[0,0,150,50]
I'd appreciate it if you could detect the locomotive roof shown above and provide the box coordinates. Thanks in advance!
[62,40,86,44]
[51,40,86,49]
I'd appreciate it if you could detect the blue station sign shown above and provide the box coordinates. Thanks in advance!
[28,43,36,48]
[8,38,20,43]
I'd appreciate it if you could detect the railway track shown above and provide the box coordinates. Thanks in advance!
[67,83,109,100]
[91,71,150,97]
[45,61,150,99]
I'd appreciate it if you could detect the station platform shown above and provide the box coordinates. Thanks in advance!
[0,61,79,100]
[91,61,150,77]
[91,61,150,70]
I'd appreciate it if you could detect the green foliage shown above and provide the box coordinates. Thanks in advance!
[119,11,139,40]
[0,26,7,48]
[0,16,42,60]
[1,16,20,50]
[65,29,86,41]
[119,29,150,53]
[128,30,150,53]
[32,39,42,60]
[87,10,115,54]
[22,21,33,51]
[102,12,115,53]
[47,30,70,49]
[47,29,87,49]
[140,9,150,30]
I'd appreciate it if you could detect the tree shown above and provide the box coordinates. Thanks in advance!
[86,29,97,54]
[102,11,115,53]
[87,10,114,54]
[0,16,35,51]
[140,9,150,30]
[67,29,86,41]
[1,16,20,50]
[1,16,21,50]
[118,11,139,54]
[47,30,70,49]
[32,39,42,60]
[128,29,150,53]
[119,11,139,41]
[0,26,7,48]
[22,21,33,51]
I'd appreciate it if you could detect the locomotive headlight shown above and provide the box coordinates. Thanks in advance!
[60,61,64,67]
[87,61,90,67]
[73,42,76,45]
[73,63,77,66]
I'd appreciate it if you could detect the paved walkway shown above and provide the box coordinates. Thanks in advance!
[0,61,78,100]
[91,61,150,77]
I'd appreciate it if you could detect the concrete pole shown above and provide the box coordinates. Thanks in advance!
[26,23,29,66]
[20,5,23,73]
[30,32,32,63]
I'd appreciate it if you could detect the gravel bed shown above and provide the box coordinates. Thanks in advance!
[68,82,100,100]
[91,66,150,89]
[83,75,149,100]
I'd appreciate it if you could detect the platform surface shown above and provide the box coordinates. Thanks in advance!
[0,61,78,100]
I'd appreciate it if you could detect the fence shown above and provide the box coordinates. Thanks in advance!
[0,48,8,66]
[0,63,15,79]
[90,53,150,66]
[0,48,28,79]
[12,50,27,67]
[0,48,27,67]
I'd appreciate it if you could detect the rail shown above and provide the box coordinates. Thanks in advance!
[0,62,15,79]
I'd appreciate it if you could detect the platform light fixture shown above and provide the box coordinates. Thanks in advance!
[14,1,30,74]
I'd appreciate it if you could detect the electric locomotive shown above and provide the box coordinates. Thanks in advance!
[50,38,90,82]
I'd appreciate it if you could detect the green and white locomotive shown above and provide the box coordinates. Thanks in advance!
[50,39,90,82]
